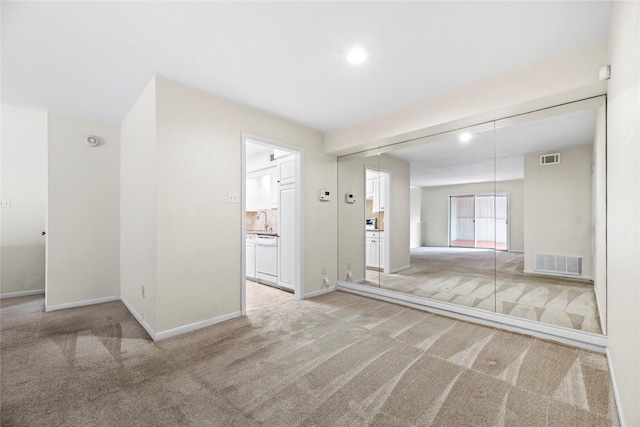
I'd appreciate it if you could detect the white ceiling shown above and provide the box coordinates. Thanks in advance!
[1,1,612,132]
[388,108,597,187]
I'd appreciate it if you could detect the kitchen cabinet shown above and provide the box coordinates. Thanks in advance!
[246,167,278,211]
[279,156,296,184]
[278,155,296,291]
[270,168,279,208]
[246,234,257,279]
[366,175,387,213]
[365,231,385,269]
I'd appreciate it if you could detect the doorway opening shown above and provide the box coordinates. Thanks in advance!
[242,134,303,315]
[364,168,391,274]
[449,193,508,250]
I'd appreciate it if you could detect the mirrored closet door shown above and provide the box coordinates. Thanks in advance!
[337,96,607,337]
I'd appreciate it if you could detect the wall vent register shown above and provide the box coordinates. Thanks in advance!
[540,153,560,165]
[535,254,582,276]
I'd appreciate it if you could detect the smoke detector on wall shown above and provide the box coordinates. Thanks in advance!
[85,135,101,147]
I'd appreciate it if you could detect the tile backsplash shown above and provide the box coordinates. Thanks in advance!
[365,200,385,230]
[246,209,278,233]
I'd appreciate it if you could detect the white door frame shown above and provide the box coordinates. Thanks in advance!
[241,133,304,316]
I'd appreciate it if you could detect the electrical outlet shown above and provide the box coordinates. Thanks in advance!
[227,192,239,204]
[0,200,11,208]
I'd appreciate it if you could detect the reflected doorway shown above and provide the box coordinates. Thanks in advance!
[365,168,391,274]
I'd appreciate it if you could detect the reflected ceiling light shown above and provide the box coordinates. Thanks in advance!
[459,132,473,143]
[347,48,367,64]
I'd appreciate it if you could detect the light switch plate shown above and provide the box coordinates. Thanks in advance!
[0,200,11,208]
[227,192,239,204]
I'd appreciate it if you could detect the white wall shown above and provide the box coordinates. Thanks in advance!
[120,79,157,330]
[606,2,640,425]
[325,42,608,156]
[0,105,47,296]
[152,77,335,333]
[379,154,410,271]
[420,180,524,251]
[409,187,422,248]
[46,112,120,309]
[337,155,369,282]
[523,145,592,277]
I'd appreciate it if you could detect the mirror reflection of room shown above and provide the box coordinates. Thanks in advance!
[365,168,388,279]
[338,100,606,335]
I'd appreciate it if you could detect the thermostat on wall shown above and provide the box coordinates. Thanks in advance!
[320,190,331,201]
[345,193,355,204]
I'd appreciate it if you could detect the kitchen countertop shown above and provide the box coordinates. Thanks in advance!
[247,230,279,236]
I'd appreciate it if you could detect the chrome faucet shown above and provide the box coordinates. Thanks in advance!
[256,210,268,231]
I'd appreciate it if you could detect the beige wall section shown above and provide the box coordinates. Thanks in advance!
[409,188,422,248]
[337,153,410,281]
[523,145,592,277]
[379,154,410,271]
[337,155,370,283]
[154,77,335,333]
[46,112,120,308]
[420,180,524,252]
[0,106,47,295]
[120,79,157,330]
[325,42,607,156]
[606,2,640,426]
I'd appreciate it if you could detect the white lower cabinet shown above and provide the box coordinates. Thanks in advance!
[246,235,257,279]
[365,231,384,269]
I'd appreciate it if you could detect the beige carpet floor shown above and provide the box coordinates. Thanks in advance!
[1,291,618,426]
[365,247,601,334]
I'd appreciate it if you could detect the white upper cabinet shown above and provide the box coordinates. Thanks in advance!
[367,175,387,213]
[279,156,296,185]
[247,168,276,211]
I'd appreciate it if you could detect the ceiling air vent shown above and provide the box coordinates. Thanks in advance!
[540,153,560,165]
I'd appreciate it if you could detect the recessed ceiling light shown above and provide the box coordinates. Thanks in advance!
[459,132,472,143]
[347,48,367,65]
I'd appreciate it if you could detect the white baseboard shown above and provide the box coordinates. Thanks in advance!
[154,311,242,341]
[0,289,45,299]
[304,286,336,299]
[390,265,411,274]
[606,348,626,427]
[523,269,593,282]
[45,295,120,312]
[336,281,607,353]
[120,297,157,341]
